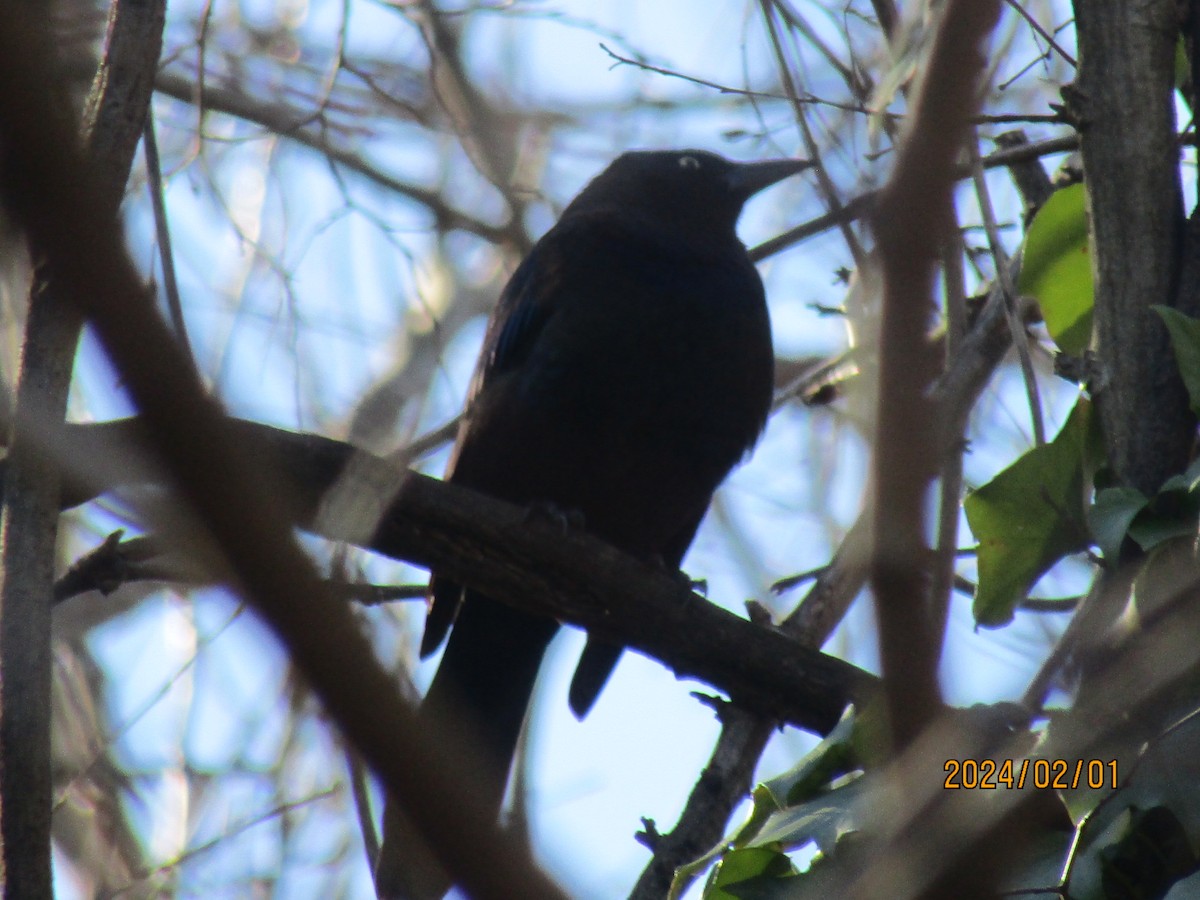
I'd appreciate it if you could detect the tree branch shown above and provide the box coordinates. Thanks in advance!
[1074,0,1191,494]
[869,0,999,749]
[41,417,877,735]
[152,68,519,247]
[0,1,163,895]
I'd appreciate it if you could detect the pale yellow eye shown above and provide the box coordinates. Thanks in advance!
[678,156,701,171]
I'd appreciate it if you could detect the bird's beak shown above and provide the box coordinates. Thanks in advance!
[725,158,812,199]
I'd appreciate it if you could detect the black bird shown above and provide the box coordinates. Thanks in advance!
[376,149,807,898]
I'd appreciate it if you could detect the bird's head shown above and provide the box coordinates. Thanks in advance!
[563,149,810,244]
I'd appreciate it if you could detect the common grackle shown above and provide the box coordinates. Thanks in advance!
[375,149,808,898]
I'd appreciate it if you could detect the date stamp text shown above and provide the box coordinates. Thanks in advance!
[943,758,1117,790]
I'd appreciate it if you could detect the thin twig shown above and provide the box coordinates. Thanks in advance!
[931,227,969,636]
[154,69,518,246]
[142,105,195,371]
[601,42,872,113]
[348,748,380,869]
[761,0,868,266]
[1002,0,1077,66]
[969,132,1045,445]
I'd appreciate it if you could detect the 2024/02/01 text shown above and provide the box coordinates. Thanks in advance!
[944,758,1117,790]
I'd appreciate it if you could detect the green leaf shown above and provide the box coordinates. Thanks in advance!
[964,399,1098,626]
[1127,509,1198,554]
[1018,183,1094,354]
[703,848,797,900]
[1091,453,1200,559]
[1164,454,1200,493]
[1153,306,1200,414]
[672,710,863,900]
[1087,487,1148,561]
[751,776,870,855]
[760,709,859,809]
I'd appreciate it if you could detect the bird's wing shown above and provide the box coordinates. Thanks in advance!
[421,229,571,657]
[468,233,566,399]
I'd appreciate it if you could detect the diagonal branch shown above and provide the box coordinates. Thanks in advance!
[152,68,519,246]
[41,417,878,735]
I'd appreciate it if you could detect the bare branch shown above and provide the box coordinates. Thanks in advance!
[1,0,164,893]
[869,0,1000,749]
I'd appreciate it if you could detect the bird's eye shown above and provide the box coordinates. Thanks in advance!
[678,155,701,171]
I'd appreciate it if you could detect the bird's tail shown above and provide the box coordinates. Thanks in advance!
[374,591,557,899]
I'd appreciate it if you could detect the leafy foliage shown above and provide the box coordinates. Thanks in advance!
[1018,183,1094,355]
[964,399,1100,625]
[681,711,863,899]
[1155,306,1200,414]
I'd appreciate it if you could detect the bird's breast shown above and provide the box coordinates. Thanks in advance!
[510,245,772,472]
[452,230,774,553]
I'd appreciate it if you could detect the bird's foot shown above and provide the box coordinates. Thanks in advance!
[635,817,662,851]
[643,553,706,595]
[524,500,586,533]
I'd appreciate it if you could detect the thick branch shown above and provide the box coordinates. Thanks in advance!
[1074,0,1191,493]
[43,418,877,735]
[869,0,998,750]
